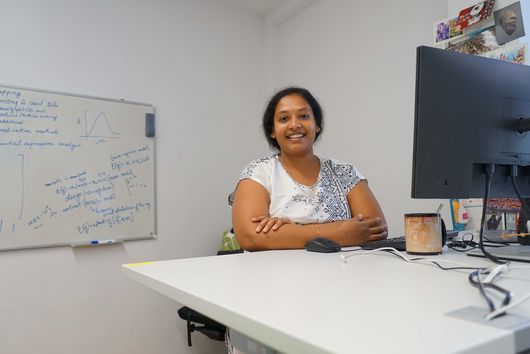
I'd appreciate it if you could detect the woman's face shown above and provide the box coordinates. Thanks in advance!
[271,94,320,155]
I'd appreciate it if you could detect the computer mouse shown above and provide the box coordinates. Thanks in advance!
[305,237,342,253]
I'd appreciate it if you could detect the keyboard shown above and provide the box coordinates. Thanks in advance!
[361,236,406,251]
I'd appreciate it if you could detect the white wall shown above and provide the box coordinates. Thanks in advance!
[0,0,464,353]
[266,0,449,236]
[0,0,265,353]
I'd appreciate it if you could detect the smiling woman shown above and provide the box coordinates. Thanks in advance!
[231,87,388,251]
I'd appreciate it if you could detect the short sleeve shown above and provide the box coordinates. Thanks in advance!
[238,156,274,194]
[328,160,366,195]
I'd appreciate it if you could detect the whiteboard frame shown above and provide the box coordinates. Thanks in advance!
[0,83,157,251]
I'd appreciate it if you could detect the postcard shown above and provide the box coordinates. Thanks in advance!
[494,1,526,45]
[457,0,495,30]
[446,26,500,55]
[435,19,450,43]
[434,17,465,45]
[480,42,528,65]
[449,17,464,38]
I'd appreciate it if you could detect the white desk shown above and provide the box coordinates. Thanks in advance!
[122,249,530,354]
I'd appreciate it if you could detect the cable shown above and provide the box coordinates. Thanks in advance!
[510,167,530,223]
[340,246,529,320]
[483,263,530,320]
[340,247,485,271]
[461,232,475,242]
[339,248,365,253]
[468,266,513,318]
[469,270,496,312]
[484,263,509,283]
[478,164,505,264]
[447,239,479,252]
[486,292,530,320]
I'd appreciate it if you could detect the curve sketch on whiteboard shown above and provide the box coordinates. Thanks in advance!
[79,110,120,142]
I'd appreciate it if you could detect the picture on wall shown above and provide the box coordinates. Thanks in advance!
[481,42,529,64]
[449,17,464,38]
[485,198,522,232]
[494,1,526,45]
[434,17,465,45]
[435,19,450,42]
[457,0,496,30]
[446,26,500,55]
[456,198,522,233]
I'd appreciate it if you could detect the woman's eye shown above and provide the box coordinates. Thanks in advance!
[300,114,310,119]
[278,116,288,122]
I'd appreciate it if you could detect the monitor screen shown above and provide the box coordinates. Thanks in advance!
[412,46,530,199]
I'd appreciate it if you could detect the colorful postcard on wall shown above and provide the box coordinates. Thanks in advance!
[486,197,521,213]
[457,0,496,30]
[486,198,522,231]
[461,198,484,231]
[434,17,465,46]
[446,26,500,55]
[449,18,464,38]
[481,42,529,65]
[450,199,469,231]
[485,212,505,230]
[435,19,450,43]
[494,1,525,45]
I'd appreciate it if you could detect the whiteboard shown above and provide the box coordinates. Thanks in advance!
[0,84,156,250]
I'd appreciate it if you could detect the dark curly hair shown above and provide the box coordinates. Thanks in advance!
[262,87,324,150]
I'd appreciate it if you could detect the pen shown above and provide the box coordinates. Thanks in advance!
[90,239,116,245]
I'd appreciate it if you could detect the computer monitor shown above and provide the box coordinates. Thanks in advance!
[412,46,530,262]
[412,46,530,199]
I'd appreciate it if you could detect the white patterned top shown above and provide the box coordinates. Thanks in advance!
[236,154,365,224]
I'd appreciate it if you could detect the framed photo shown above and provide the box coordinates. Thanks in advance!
[494,1,526,45]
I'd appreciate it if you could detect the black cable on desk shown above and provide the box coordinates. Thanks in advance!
[477,164,505,264]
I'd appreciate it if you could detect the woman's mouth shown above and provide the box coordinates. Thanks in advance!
[287,133,305,140]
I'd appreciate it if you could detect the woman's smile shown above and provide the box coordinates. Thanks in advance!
[271,94,319,154]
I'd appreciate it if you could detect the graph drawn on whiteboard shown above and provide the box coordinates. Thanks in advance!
[79,110,121,144]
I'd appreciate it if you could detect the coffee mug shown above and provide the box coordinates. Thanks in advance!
[405,213,446,255]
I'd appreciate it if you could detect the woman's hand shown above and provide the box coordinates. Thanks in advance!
[338,214,387,245]
[251,216,293,233]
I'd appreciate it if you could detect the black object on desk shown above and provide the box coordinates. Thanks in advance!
[361,236,407,251]
[305,237,342,253]
[361,230,456,252]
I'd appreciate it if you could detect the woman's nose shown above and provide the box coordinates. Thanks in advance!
[288,119,301,129]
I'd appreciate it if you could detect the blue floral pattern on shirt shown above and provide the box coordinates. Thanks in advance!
[235,155,364,223]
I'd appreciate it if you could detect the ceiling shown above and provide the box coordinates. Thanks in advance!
[217,0,289,17]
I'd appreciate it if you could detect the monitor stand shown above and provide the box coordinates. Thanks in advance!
[467,245,530,263]
[483,230,519,244]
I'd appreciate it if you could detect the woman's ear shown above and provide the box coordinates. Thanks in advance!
[316,126,321,133]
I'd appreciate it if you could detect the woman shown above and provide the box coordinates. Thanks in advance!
[232,87,387,251]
